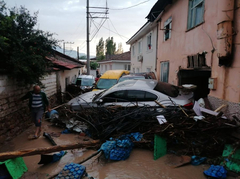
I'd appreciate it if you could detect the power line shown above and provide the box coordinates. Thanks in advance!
[109,0,150,10]
[108,17,126,41]
[93,20,129,39]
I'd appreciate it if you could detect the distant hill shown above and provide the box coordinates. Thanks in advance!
[55,47,95,59]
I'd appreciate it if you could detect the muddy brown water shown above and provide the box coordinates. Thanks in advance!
[0,120,236,179]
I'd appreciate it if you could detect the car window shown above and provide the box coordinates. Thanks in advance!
[96,79,118,89]
[75,79,81,86]
[126,90,157,101]
[81,78,94,86]
[102,90,126,102]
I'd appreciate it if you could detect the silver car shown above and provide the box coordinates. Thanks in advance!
[68,79,195,111]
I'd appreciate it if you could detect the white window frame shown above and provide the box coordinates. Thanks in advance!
[187,0,204,29]
[164,17,172,41]
[132,45,135,56]
[138,40,142,54]
[147,32,152,50]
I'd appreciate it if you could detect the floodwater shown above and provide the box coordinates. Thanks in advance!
[0,120,237,179]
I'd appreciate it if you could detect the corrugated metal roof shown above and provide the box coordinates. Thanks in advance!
[46,56,81,70]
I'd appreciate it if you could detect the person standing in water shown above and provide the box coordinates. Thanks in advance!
[20,85,51,138]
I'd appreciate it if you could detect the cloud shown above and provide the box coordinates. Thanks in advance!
[5,0,156,56]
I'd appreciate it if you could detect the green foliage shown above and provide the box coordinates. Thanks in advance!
[96,37,105,61]
[0,1,58,85]
[90,61,98,70]
[79,55,86,59]
[105,37,116,55]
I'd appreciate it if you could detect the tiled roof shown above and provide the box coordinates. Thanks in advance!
[101,51,130,62]
[46,50,84,70]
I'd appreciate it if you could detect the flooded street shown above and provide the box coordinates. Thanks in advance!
[0,120,236,179]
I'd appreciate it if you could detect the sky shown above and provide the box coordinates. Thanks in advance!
[5,0,157,58]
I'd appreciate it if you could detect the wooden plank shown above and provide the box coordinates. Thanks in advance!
[0,140,100,160]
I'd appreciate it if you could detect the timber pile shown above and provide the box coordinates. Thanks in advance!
[58,105,239,158]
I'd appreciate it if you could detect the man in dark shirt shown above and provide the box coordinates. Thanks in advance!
[21,85,51,138]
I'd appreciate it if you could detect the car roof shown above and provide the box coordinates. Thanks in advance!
[100,70,130,79]
[77,75,94,79]
[104,79,158,95]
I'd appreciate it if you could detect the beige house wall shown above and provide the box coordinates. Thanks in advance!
[156,0,240,104]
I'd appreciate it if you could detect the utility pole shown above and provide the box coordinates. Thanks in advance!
[86,0,108,75]
[86,0,90,75]
[63,42,74,54]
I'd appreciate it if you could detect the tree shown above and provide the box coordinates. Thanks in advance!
[105,37,116,55]
[0,1,58,85]
[79,55,86,59]
[115,43,123,54]
[96,37,105,61]
[90,61,98,70]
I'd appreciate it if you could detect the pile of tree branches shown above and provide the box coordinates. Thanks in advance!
[59,105,238,158]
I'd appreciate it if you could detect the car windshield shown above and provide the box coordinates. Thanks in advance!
[96,79,117,89]
[118,76,145,83]
[81,78,94,86]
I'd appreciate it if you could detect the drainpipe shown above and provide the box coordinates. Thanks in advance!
[217,0,234,67]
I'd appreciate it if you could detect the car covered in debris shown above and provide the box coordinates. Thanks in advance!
[68,79,195,111]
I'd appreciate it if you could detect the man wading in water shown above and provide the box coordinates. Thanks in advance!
[20,85,51,139]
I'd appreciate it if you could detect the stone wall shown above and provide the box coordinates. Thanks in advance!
[0,74,58,145]
[0,75,32,144]
[208,96,240,120]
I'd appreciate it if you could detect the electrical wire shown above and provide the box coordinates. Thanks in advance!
[109,0,150,10]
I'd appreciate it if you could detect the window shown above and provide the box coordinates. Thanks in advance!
[187,0,204,29]
[147,33,152,49]
[103,91,126,102]
[124,64,130,70]
[164,17,172,41]
[187,54,206,68]
[132,45,135,56]
[126,90,157,101]
[138,40,142,54]
[160,61,169,82]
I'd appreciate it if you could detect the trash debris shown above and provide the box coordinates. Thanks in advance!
[0,157,27,179]
[204,165,227,179]
[55,163,86,179]
[100,133,143,161]
[38,151,67,165]
[43,132,57,146]
[191,156,207,165]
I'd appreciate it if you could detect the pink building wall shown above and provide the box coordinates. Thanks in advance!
[156,0,240,104]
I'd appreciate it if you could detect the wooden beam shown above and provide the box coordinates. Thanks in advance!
[0,140,100,160]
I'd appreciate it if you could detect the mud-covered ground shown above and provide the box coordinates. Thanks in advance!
[0,120,238,179]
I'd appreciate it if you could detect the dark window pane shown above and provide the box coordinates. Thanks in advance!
[127,90,145,101]
[145,92,157,101]
[103,90,126,102]
[195,4,203,25]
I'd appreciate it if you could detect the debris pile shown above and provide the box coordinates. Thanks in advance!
[56,104,239,159]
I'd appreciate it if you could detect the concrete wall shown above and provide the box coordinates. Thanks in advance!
[156,0,240,105]
[99,62,130,74]
[131,26,158,73]
[58,68,80,92]
[41,72,57,97]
